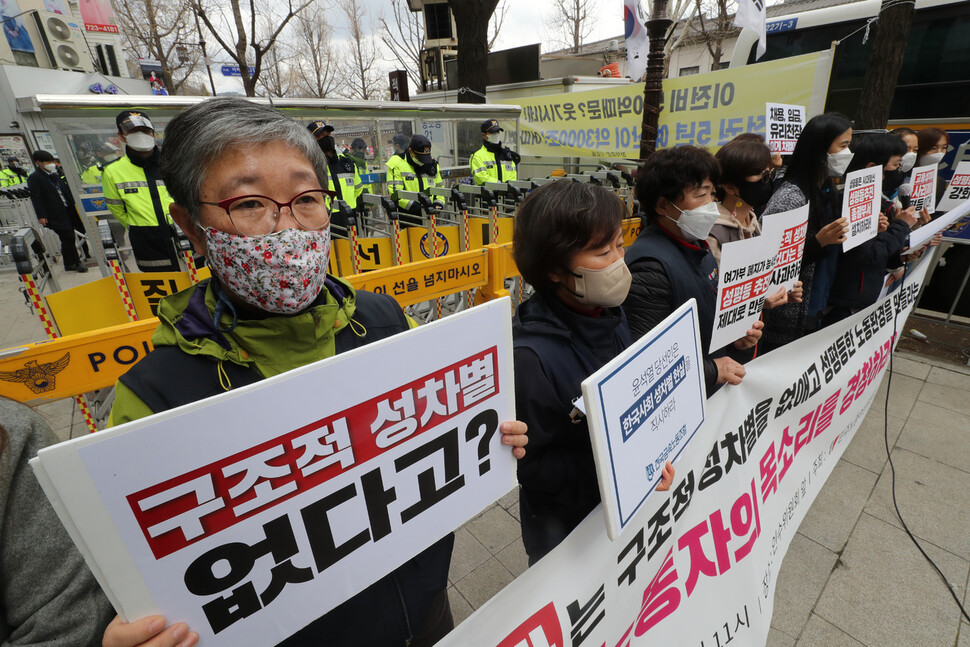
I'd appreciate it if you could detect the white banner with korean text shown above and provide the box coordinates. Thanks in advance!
[32,299,516,646]
[436,259,931,647]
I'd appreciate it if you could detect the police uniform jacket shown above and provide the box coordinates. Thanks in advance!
[469,142,519,185]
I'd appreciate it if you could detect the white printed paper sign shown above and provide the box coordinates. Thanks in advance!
[909,164,938,214]
[841,167,881,252]
[436,257,931,647]
[906,197,970,252]
[936,161,970,213]
[765,103,805,155]
[32,299,516,646]
[763,204,809,293]
[710,234,778,353]
[583,300,706,539]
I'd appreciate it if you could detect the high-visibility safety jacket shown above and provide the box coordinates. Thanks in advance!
[0,167,28,186]
[469,145,518,185]
[80,163,103,185]
[326,153,361,210]
[386,156,444,213]
[101,150,180,272]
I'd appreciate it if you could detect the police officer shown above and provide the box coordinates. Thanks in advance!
[469,119,520,185]
[101,110,180,272]
[386,134,444,224]
[0,157,29,186]
[80,143,121,185]
[307,121,362,218]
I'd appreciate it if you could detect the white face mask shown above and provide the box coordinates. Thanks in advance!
[486,133,502,145]
[826,148,854,176]
[667,200,721,241]
[42,163,57,173]
[569,257,632,307]
[125,131,156,152]
[917,152,944,167]
[898,151,917,173]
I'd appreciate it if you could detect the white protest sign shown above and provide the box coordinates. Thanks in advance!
[936,161,970,213]
[763,204,809,293]
[583,300,706,540]
[841,166,881,252]
[765,103,805,155]
[32,298,516,646]
[908,164,938,214]
[437,257,931,647]
[710,234,778,353]
[906,196,970,252]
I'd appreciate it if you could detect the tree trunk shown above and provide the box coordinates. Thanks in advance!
[640,1,671,158]
[448,0,498,103]
[855,0,914,129]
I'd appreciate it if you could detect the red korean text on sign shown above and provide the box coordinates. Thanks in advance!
[127,347,500,559]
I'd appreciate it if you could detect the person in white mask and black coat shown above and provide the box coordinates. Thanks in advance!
[512,181,673,565]
[623,146,762,392]
[759,113,852,351]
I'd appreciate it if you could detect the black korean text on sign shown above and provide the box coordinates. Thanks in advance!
[128,347,500,559]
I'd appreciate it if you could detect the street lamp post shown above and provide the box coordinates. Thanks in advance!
[639,0,672,159]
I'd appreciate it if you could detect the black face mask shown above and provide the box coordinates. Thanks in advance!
[317,136,335,153]
[738,178,774,214]
[883,169,906,196]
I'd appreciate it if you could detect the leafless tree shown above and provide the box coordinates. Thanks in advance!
[488,0,509,49]
[380,0,423,90]
[661,0,697,74]
[291,4,340,98]
[548,0,597,54]
[690,0,736,69]
[115,0,200,94]
[257,23,296,97]
[339,0,383,100]
[193,0,313,97]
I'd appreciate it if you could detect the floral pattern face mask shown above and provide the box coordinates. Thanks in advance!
[203,226,331,314]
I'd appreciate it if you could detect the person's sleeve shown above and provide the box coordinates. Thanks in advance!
[352,165,362,198]
[706,235,722,265]
[108,380,156,427]
[470,150,488,186]
[854,219,911,269]
[513,348,598,505]
[26,175,47,221]
[100,166,128,226]
[1,411,115,646]
[388,166,413,212]
[623,258,675,341]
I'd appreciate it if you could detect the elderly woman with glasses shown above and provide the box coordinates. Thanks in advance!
[103,97,527,647]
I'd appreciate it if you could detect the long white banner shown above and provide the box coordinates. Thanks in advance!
[437,259,930,647]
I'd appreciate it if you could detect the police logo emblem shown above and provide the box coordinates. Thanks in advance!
[0,353,71,394]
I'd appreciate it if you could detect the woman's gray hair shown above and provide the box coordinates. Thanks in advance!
[159,97,328,227]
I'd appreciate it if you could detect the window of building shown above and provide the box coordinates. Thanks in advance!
[679,66,699,76]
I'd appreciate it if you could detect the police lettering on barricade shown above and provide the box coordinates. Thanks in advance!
[433,257,932,647]
[31,299,516,646]
[583,300,706,539]
[841,166,881,251]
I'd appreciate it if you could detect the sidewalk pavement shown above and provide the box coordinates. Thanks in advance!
[4,262,969,646]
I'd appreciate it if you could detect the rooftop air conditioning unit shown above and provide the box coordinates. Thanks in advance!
[422,0,457,49]
[32,11,95,73]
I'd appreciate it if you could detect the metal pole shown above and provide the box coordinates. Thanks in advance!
[194,10,218,97]
[639,1,672,158]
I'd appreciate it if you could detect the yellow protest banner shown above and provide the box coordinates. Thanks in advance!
[514,49,833,157]
[347,249,489,307]
[0,319,157,403]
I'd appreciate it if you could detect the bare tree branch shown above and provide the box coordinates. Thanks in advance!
[379,0,424,90]
[547,0,597,54]
[115,0,201,94]
[339,0,383,100]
